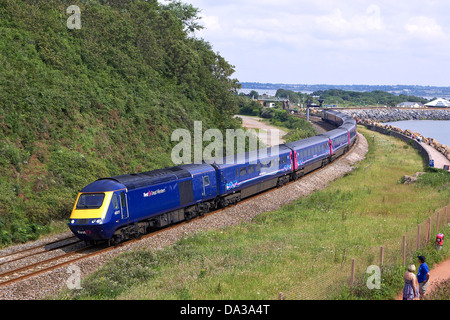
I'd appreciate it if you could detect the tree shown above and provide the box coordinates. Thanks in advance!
[163,0,204,34]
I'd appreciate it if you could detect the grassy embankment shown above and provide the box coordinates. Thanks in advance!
[57,126,450,300]
[0,0,241,245]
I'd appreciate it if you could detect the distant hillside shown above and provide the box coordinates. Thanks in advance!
[241,82,450,99]
[0,0,240,244]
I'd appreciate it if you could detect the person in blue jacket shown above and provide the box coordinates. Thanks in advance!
[417,256,430,298]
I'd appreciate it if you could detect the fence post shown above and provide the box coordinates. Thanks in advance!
[350,259,355,286]
[446,206,449,225]
[436,211,440,232]
[416,224,420,250]
[445,206,450,225]
[427,218,431,245]
[380,246,384,267]
[402,235,406,266]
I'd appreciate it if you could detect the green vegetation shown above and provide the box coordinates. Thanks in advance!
[0,0,241,245]
[267,110,316,143]
[312,89,428,107]
[274,88,428,108]
[236,96,316,143]
[56,127,449,300]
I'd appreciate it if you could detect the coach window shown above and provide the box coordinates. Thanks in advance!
[236,168,239,178]
[120,192,126,209]
[248,165,254,174]
[256,163,261,172]
[240,167,247,176]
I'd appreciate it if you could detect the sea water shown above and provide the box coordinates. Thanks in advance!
[384,120,450,146]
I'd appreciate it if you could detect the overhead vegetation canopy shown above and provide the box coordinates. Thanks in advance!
[0,0,241,244]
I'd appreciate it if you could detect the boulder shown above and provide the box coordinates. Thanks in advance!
[402,172,426,185]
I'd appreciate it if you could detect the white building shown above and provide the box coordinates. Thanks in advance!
[396,102,424,108]
[425,98,450,108]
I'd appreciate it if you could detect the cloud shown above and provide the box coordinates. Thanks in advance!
[404,16,446,41]
[173,0,450,85]
[199,13,221,32]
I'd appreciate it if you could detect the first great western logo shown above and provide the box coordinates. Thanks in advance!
[143,189,166,198]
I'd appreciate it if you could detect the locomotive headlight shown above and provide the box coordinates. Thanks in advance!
[90,219,103,224]
[71,220,75,224]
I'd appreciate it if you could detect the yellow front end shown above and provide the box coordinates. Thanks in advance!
[70,192,113,220]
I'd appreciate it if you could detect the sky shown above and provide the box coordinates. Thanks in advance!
[161,0,450,86]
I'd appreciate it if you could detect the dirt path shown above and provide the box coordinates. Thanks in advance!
[235,115,287,146]
[396,256,450,300]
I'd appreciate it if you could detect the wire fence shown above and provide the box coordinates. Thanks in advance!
[280,204,450,300]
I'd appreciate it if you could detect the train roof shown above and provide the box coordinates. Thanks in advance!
[340,122,357,130]
[102,166,192,191]
[178,163,216,175]
[285,135,329,151]
[81,179,126,193]
[319,128,348,139]
[81,164,216,192]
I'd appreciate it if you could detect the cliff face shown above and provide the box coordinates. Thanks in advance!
[0,0,241,244]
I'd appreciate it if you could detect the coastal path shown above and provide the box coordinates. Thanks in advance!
[420,142,450,171]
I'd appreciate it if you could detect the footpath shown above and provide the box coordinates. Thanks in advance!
[234,115,287,147]
[421,142,450,171]
[397,131,449,300]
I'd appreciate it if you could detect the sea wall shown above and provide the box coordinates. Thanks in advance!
[339,108,450,122]
[358,118,450,163]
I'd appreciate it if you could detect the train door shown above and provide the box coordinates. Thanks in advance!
[119,191,129,220]
[202,175,210,197]
[293,151,298,171]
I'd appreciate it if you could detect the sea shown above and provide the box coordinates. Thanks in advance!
[385,120,450,146]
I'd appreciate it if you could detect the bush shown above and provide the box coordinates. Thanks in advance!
[417,168,450,188]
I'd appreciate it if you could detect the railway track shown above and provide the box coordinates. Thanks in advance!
[0,218,213,288]
[0,236,81,263]
[292,112,338,133]
[0,118,352,291]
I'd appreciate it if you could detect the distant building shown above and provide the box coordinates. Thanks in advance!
[396,102,424,108]
[425,98,450,108]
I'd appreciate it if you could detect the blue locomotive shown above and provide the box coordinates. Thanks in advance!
[68,110,357,244]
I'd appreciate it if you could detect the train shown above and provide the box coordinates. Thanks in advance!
[68,109,357,245]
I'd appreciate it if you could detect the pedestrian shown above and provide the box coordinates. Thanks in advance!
[402,264,419,300]
[417,256,430,298]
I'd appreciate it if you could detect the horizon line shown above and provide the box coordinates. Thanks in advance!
[238,82,450,88]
